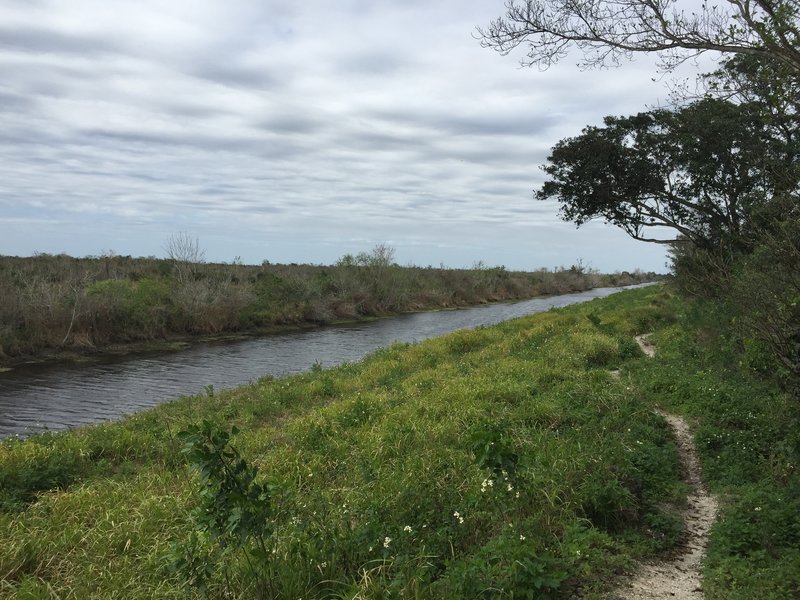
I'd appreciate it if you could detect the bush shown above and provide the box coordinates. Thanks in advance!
[728,218,800,382]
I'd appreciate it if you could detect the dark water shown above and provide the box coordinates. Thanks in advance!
[0,286,642,438]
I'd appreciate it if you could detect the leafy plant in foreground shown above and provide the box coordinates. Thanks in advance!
[469,424,519,479]
[169,421,277,597]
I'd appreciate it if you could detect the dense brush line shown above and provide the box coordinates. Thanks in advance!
[0,251,656,363]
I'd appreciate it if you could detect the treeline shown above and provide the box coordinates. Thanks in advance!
[0,247,656,363]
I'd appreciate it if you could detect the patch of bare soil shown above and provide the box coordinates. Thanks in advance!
[608,335,719,599]
[634,334,657,358]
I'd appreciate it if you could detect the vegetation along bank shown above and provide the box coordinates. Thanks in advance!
[0,246,657,367]
[2,284,796,598]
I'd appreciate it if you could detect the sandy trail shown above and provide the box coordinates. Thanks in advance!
[609,335,718,600]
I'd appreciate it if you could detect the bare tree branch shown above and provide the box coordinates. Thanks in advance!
[164,233,206,284]
[479,0,800,73]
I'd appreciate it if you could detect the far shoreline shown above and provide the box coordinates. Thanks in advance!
[0,281,659,373]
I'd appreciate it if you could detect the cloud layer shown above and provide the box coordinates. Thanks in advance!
[0,0,680,271]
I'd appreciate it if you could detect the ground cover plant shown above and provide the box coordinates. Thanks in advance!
[0,247,657,367]
[0,286,684,598]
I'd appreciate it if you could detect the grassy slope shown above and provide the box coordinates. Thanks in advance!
[0,286,721,598]
[628,299,800,599]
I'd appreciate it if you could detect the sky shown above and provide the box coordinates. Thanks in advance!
[0,0,702,273]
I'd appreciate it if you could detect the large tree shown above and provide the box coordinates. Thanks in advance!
[480,0,800,73]
[537,98,793,248]
[703,54,799,193]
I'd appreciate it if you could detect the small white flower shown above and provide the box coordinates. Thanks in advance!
[453,511,464,524]
[754,506,762,512]
[507,483,514,492]
[519,535,526,541]
[515,491,520,498]
[403,525,413,533]
[383,536,392,548]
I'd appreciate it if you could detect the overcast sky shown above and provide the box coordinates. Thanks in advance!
[0,0,700,272]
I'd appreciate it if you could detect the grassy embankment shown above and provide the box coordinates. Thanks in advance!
[628,298,800,599]
[0,251,657,367]
[2,285,794,598]
[1,286,681,598]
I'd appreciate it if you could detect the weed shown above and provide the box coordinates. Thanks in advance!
[169,421,278,597]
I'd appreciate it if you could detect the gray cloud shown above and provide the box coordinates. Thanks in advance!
[339,52,416,76]
[190,64,279,90]
[0,0,679,272]
[0,89,34,112]
[0,26,120,55]
[256,113,328,135]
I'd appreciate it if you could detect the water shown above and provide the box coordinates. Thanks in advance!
[0,286,642,438]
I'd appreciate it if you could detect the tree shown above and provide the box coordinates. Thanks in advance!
[537,98,788,248]
[702,54,800,193]
[164,232,206,283]
[480,0,800,73]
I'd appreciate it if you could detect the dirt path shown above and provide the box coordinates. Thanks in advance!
[610,335,718,600]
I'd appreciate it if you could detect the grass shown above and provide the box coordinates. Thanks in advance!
[627,296,800,599]
[1,286,690,598]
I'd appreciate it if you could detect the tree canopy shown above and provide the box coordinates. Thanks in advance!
[537,98,795,248]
